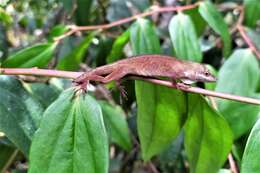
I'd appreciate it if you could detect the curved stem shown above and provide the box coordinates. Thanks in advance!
[0,67,260,105]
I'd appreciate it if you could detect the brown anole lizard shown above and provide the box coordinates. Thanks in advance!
[73,54,216,91]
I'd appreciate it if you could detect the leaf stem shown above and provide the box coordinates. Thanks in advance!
[234,6,260,60]
[54,3,200,42]
[0,67,259,105]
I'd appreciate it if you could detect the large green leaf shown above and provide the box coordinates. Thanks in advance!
[184,94,233,173]
[2,43,56,68]
[199,1,231,57]
[136,82,187,161]
[130,18,187,160]
[106,30,130,63]
[215,49,260,138]
[99,101,132,151]
[29,89,108,173]
[241,118,260,173]
[169,12,202,62]
[0,76,43,156]
[244,0,260,28]
[57,33,95,71]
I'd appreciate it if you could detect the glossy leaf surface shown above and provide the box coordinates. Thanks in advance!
[107,30,130,63]
[0,76,43,156]
[184,94,233,173]
[57,33,95,71]
[169,12,202,62]
[244,0,260,28]
[241,118,260,173]
[29,89,108,173]
[215,49,260,138]
[3,43,56,68]
[130,18,187,160]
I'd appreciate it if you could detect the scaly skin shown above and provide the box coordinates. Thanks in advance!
[73,54,216,90]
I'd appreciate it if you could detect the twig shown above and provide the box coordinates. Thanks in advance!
[2,149,19,173]
[132,77,260,105]
[234,6,260,60]
[237,25,260,60]
[0,68,80,79]
[208,97,239,173]
[0,67,260,105]
[147,161,160,173]
[228,153,238,173]
[54,3,199,41]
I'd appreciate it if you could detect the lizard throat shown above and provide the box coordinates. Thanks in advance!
[180,79,196,85]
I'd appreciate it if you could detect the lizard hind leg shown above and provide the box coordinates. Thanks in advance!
[115,80,128,100]
[101,69,128,100]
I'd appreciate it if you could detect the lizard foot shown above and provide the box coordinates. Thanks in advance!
[172,82,191,90]
[115,80,128,100]
[73,79,89,94]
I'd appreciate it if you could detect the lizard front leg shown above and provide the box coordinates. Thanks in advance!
[73,74,105,91]
[171,80,191,90]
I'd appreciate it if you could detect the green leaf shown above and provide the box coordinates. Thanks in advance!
[241,118,260,173]
[130,18,187,160]
[199,1,231,57]
[75,0,93,25]
[215,49,260,138]
[184,7,206,36]
[184,94,233,173]
[99,101,132,151]
[48,24,68,42]
[0,76,43,156]
[3,43,56,68]
[244,0,260,28]
[57,33,95,71]
[169,12,202,62]
[0,7,12,25]
[130,18,161,54]
[29,89,109,173]
[136,83,187,161]
[106,30,130,63]
[26,83,61,109]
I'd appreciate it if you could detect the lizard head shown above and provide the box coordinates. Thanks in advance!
[180,63,217,84]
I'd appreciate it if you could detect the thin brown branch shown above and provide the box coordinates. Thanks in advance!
[0,68,80,79]
[228,153,239,173]
[0,68,260,105]
[233,6,260,60]
[147,161,160,173]
[54,3,199,41]
[237,25,260,60]
[132,77,260,105]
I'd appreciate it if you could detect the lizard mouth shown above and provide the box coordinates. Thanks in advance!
[180,79,196,84]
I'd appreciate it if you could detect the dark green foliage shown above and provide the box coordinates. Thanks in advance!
[0,1,259,172]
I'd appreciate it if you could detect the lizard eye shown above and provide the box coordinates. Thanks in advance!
[205,71,210,76]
